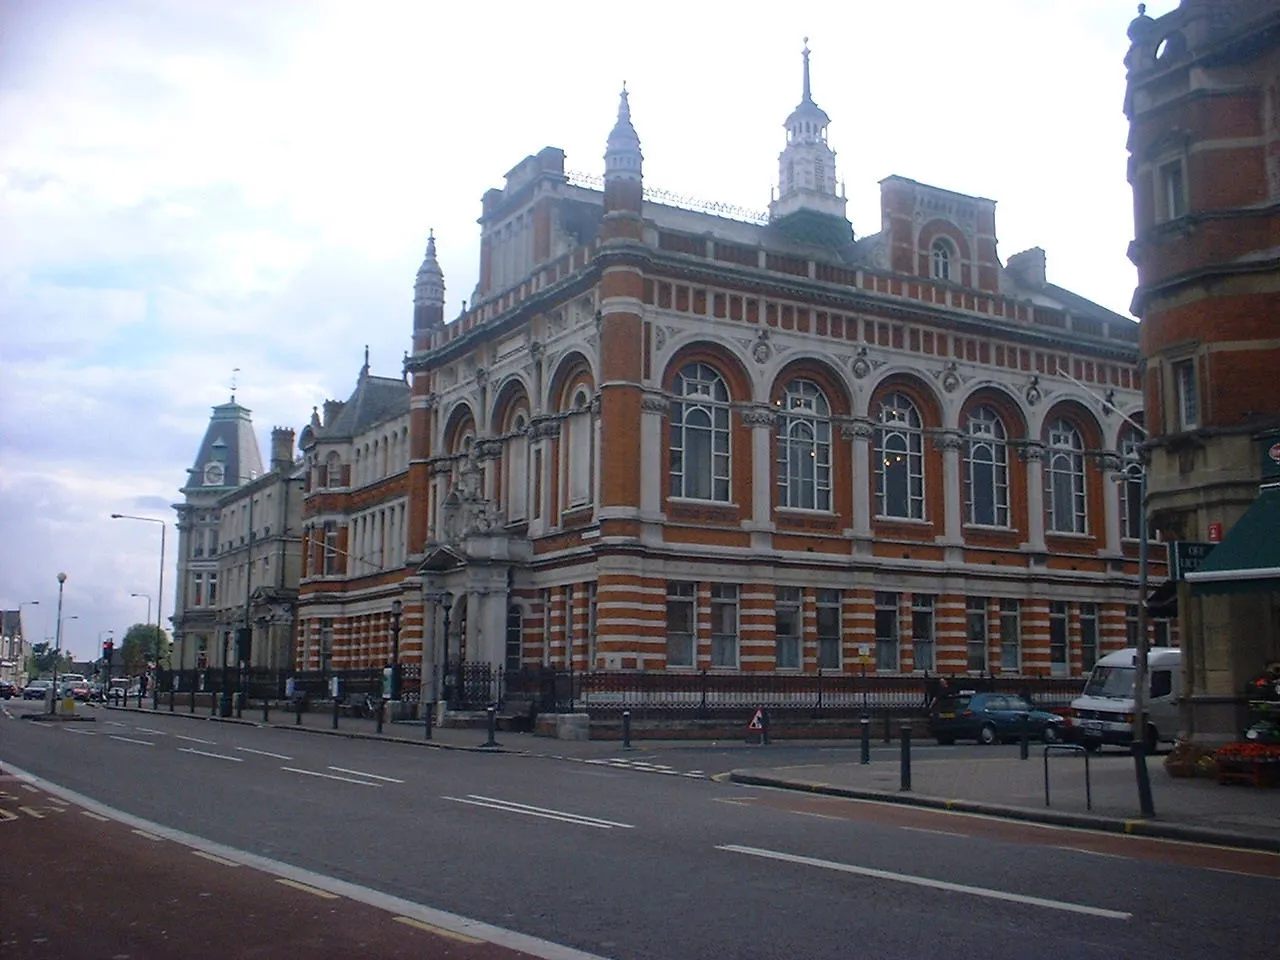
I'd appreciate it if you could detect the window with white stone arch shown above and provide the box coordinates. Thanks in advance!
[875,392,924,519]
[325,452,342,488]
[930,238,954,281]
[1044,419,1086,534]
[566,389,592,506]
[506,411,530,521]
[670,362,731,502]
[965,405,1009,527]
[776,379,832,511]
[1119,426,1144,540]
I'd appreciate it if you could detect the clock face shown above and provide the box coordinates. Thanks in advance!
[204,462,225,486]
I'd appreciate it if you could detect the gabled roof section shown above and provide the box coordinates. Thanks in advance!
[315,369,410,441]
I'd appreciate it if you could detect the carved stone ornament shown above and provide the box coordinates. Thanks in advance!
[1099,452,1123,474]
[530,416,561,441]
[589,393,602,415]
[427,457,453,477]
[840,418,874,442]
[529,340,544,361]
[752,329,772,365]
[422,392,439,410]
[653,325,667,350]
[1025,375,1042,407]
[851,346,872,381]
[940,361,961,394]
[475,438,503,461]
[933,430,965,453]
[641,394,670,415]
[475,366,488,387]
[741,405,778,427]
[1018,441,1046,463]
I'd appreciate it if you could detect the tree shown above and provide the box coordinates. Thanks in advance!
[120,623,168,674]
[26,642,72,677]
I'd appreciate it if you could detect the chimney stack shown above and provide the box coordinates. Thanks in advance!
[270,427,296,474]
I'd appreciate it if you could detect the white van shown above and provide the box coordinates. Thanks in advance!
[1068,647,1182,752]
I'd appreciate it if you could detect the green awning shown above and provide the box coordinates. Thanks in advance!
[1186,486,1280,595]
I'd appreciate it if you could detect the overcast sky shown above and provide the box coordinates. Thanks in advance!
[0,0,1171,663]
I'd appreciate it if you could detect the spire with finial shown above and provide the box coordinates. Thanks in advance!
[414,228,445,332]
[603,82,644,224]
[802,37,812,103]
[362,344,370,377]
[230,366,240,403]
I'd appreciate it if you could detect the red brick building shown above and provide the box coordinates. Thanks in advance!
[297,49,1168,700]
[1124,0,1280,740]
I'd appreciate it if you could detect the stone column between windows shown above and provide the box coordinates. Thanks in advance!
[842,420,874,541]
[935,429,964,544]
[639,394,666,518]
[1020,442,1047,553]
[1099,452,1123,555]
[742,405,777,530]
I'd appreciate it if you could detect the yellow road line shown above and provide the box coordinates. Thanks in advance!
[276,878,339,899]
[192,850,241,867]
[393,916,483,943]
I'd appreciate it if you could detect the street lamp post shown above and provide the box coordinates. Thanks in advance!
[1132,464,1156,818]
[130,592,152,626]
[440,592,453,710]
[51,573,67,714]
[389,599,403,702]
[110,514,167,686]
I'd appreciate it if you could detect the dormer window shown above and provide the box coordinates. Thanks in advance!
[930,239,954,281]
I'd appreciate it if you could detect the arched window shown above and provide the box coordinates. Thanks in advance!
[931,239,953,281]
[325,452,343,488]
[1119,427,1144,540]
[776,379,831,510]
[1045,419,1087,534]
[965,406,1009,526]
[566,390,592,506]
[875,392,924,519]
[670,362,731,502]
[507,412,529,521]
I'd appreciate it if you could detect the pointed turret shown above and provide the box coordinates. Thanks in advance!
[769,40,850,246]
[413,230,445,334]
[184,396,264,492]
[602,85,644,233]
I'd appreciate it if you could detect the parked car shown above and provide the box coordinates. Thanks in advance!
[22,679,53,700]
[0,679,16,699]
[928,692,1065,745]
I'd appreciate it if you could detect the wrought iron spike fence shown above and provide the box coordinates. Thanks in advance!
[564,169,770,225]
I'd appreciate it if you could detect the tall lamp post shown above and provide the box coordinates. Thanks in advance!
[110,514,166,679]
[130,592,152,626]
[50,573,67,714]
[389,599,403,702]
[440,592,453,710]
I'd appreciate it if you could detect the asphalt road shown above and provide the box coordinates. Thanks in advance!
[2,702,1275,960]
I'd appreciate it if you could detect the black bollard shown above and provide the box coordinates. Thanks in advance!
[482,705,498,748]
[263,699,270,724]
[332,697,339,730]
[137,688,143,709]
[1020,716,1030,761]
[376,699,384,734]
[235,693,243,720]
[295,697,302,725]
[761,709,770,746]
[860,716,871,765]
[211,689,218,717]
[424,702,433,741]
[900,723,912,792]
[169,690,175,713]
[189,689,196,714]
[622,710,632,750]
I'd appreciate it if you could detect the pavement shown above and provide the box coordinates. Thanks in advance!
[90,698,1280,854]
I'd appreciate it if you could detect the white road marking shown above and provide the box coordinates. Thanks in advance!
[62,727,95,735]
[105,720,127,727]
[235,747,293,760]
[81,811,110,822]
[442,795,634,830]
[135,727,167,735]
[717,844,1131,919]
[901,826,970,839]
[109,736,154,746]
[21,784,38,793]
[328,766,404,783]
[791,810,845,822]
[178,747,243,762]
[1055,846,1125,859]
[131,829,163,841]
[281,767,382,786]
[193,850,241,867]
[277,877,339,899]
[0,762,611,960]
[174,734,216,745]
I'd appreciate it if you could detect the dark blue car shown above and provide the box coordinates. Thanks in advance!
[928,692,1065,745]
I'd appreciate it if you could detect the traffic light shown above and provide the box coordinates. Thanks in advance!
[102,639,114,662]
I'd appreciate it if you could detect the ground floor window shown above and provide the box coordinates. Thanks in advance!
[1152,618,1171,647]
[966,597,988,674]
[1049,601,1069,676]
[775,587,801,670]
[1125,603,1139,647]
[666,582,695,667]
[711,584,739,668]
[1079,602,1098,671]
[999,599,1020,673]
[874,592,899,672]
[911,594,935,674]
[816,589,841,670]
